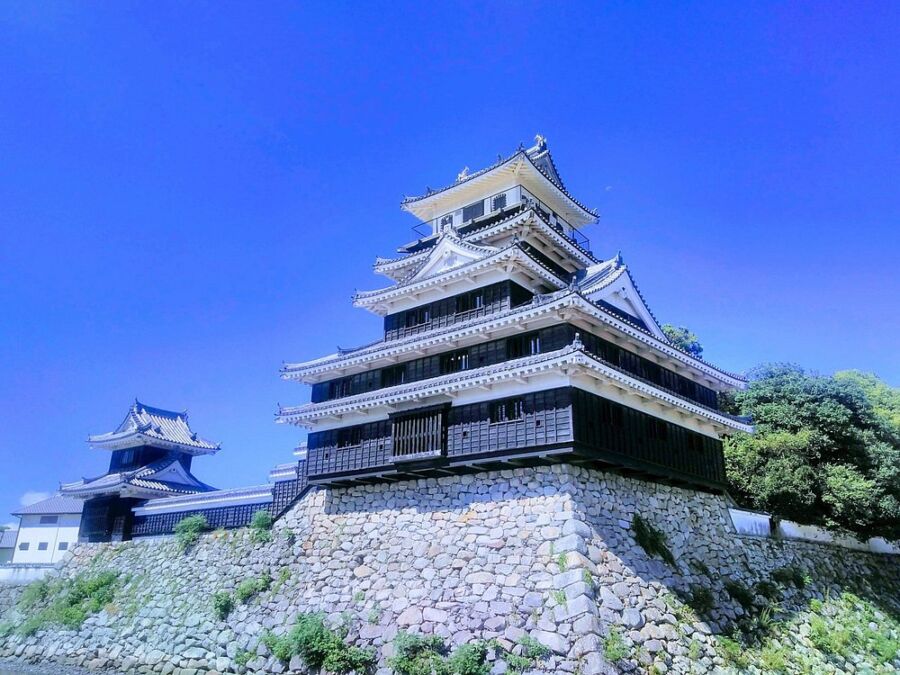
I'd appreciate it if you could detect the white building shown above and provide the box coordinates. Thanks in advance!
[10,496,83,564]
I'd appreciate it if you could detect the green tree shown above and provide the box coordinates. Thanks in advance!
[662,324,704,358]
[725,364,900,539]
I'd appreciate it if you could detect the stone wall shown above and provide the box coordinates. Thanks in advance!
[0,465,897,674]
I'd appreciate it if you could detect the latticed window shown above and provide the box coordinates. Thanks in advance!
[491,398,525,423]
[392,409,446,458]
[441,349,470,374]
[491,193,507,211]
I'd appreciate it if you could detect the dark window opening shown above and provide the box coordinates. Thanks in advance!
[38,542,48,551]
[18,543,29,551]
[441,349,470,374]
[39,515,58,525]
[58,542,68,551]
[337,427,362,448]
[462,200,485,222]
[382,364,406,388]
[491,399,525,423]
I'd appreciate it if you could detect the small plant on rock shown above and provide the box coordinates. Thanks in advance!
[212,591,234,620]
[389,631,448,675]
[446,641,491,675]
[631,514,675,566]
[505,635,551,674]
[249,509,274,543]
[235,573,272,604]
[263,612,373,674]
[174,514,208,551]
[234,648,253,668]
[723,578,755,610]
[603,627,629,662]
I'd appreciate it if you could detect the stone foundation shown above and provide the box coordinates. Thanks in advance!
[1,465,897,674]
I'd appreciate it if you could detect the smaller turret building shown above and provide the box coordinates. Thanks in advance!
[61,401,219,542]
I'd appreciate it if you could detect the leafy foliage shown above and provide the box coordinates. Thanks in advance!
[262,613,374,673]
[723,364,900,538]
[250,509,274,543]
[684,584,715,616]
[388,632,491,675]
[235,573,271,604]
[631,514,675,566]
[212,591,234,620]
[662,324,704,358]
[602,626,629,662]
[723,578,755,610]
[174,514,208,551]
[14,572,119,635]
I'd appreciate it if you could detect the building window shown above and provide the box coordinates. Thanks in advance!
[404,306,430,329]
[439,214,453,230]
[462,200,485,222]
[441,349,470,374]
[382,364,406,388]
[491,399,525,423]
[39,515,58,525]
[18,543,29,551]
[58,542,68,551]
[507,333,541,359]
[456,290,484,314]
[38,542,48,551]
[491,193,507,211]
[337,427,362,449]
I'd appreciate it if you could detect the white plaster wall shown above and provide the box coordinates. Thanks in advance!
[11,514,81,564]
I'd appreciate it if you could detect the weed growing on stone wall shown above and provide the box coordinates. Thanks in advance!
[716,635,749,668]
[631,514,675,566]
[0,621,14,639]
[723,578,755,610]
[249,509,274,543]
[754,580,782,602]
[503,636,550,674]
[353,590,365,603]
[235,573,272,604]
[234,648,253,668]
[282,527,296,544]
[263,612,374,674]
[688,639,701,660]
[367,602,382,624]
[212,591,234,620]
[551,589,567,606]
[603,627,629,662]
[581,568,594,589]
[174,514,208,551]
[556,552,568,572]
[13,571,119,636]
[684,585,715,616]
[690,559,711,576]
[388,632,491,675]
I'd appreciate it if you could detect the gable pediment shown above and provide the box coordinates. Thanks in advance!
[582,269,666,340]
[406,235,498,283]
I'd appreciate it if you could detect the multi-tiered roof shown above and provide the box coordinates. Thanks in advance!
[61,401,218,499]
[278,137,750,490]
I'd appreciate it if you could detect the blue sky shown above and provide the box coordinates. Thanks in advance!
[1,2,898,523]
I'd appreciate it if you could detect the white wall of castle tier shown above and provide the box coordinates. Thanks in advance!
[11,514,81,564]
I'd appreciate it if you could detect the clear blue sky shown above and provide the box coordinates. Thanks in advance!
[1,2,898,522]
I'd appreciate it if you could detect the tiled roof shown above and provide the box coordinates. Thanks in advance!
[88,400,220,454]
[402,139,597,220]
[12,495,84,516]
[61,458,215,499]
[0,530,18,548]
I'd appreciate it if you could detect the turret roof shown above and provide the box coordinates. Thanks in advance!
[87,400,220,455]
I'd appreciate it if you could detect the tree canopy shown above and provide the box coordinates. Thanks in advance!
[723,363,900,540]
[662,324,704,358]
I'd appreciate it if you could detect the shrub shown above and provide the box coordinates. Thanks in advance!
[771,565,806,588]
[235,574,272,604]
[250,509,274,543]
[504,635,551,674]
[754,580,782,601]
[685,585,715,616]
[603,627,629,662]
[717,636,748,668]
[445,642,490,675]
[389,631,447,675]
[264,613,371,673]
[724,579,755,610]
[212,591,234,620]
[234,648,253,668]
[18,579,51,609]
[631,514,675,566]
[14,571,119,635]
[174,514,208,550]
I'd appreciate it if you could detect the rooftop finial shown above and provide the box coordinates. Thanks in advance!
[456,166,469,182]
[573,332,583,350]
[534,133,547,150]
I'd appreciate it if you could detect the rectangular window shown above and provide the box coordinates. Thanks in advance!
[58,542,68,551]
[382,364,406,388]
[18,543,28,551]
[462,200,485,222]
[39,515,58,525]
[404,306,430,329]
[337,427,362,448]
[491,193,507,211]
[491,399,525,423]
[37,542,48,551]
[440,349,469,374]
[507,333,541,360]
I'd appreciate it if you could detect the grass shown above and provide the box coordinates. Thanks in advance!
[262,613,374,673]
[235,573,272,604]
[13,571,120,636]
[684,584,715,616]
[631,514,675,566]
[249,509,274,543]
[723,578,755,610]
[212,591,234,620]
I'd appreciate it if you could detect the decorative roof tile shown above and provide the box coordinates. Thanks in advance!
[88,400,220,454]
